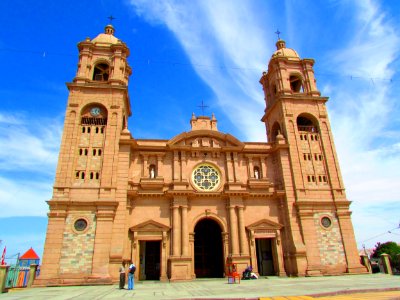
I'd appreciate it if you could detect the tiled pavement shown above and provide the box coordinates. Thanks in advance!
[0,274,399,299]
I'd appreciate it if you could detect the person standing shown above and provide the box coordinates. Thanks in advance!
[128,262,136,290]
[119,262,126,289]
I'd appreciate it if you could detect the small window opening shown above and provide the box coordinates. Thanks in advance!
[93,149,96,156]
[96,127,99,134]
[311,135,314,141]
[75,171,79,179]
[93,63,110,81]
[81,172,85,179]
[312,176,315,182]
[90,172,94,180]
[84,149,88,156]
[87,127,91,133]
[303,154,307,160]
[315,135,318,141]
[319,154,322,161]
[289,75,303,93]
[308,154,311,160]
[307,175,311,182]
[82,127,86,134]
[314,154,318,160]
[79,149,83,156]
[96,172,100,180]
[318,175,322,182]
[101,127,105,134]
[300,135,303,140]
[99,149,102,156]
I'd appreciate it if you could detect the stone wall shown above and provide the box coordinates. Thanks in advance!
[59,214,96,274]
[314,212,345,266]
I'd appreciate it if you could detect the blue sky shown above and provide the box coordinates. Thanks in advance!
[1,0,399,263]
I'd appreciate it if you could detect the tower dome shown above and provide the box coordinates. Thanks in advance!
[272,39,300,60]
[91,24,119,45]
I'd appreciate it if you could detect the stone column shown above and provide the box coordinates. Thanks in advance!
[34,210,67,285]
[232,152,239,182]
[226,153,234,182]
[90,206,116,282]
[172,202,181,256]
[248,157,254,179]
[237,206,248,255]
[228,205,239,256]
[160,232,168,281]
[181,205,189,256]
[142,154,149,177]
[298,211,322,276]
[261,156,267,179]
[336,211,368,273]
[189,232,196,278]
[181,152,187,181]
[173,151,180,181]
[157,155,163,177]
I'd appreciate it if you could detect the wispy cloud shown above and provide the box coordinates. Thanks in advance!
[129,0,271,141]
[0,112,62,217]
[0,112,62,173]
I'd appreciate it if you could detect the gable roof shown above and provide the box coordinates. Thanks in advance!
[19,247,40,260]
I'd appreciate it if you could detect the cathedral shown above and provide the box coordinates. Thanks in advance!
[35,24,367,286]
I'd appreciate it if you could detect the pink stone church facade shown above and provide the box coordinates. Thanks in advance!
[35,25,367,286]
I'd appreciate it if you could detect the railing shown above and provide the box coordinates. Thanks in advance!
[297,125,318,133]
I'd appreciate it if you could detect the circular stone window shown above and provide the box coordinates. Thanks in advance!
[321,216,332,228]
[192,164,221,192]
[74,218,88,232]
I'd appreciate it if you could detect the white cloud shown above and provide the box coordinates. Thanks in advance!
[0,112,62,217]
[0,176,51,217]
[129,0,270,141]
[0,112,62,173]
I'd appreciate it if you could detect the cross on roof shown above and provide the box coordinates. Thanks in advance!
[197,100,209,116]
[108,15,116,23]
[275,29,281,40]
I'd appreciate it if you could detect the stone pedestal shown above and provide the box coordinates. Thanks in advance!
[381,253,393,275]
[360,255,372,273]
[28,264,38,288]
[0,265,9,293]
[168,257,192,281]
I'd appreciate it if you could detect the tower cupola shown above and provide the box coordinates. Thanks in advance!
[74,25,132,86]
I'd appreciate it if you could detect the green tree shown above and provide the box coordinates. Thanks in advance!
[372,241,400,271]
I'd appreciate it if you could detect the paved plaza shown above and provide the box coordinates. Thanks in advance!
[1,274,399,299]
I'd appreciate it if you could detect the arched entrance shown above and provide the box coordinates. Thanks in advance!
[194,218,224,278]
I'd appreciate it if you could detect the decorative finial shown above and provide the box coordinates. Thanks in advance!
[211,113,216,120]
[108,15,116,24]
[191,112,196,120]
[197,100,209,116]
[275,29,281,40]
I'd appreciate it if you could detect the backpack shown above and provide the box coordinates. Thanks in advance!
[129,264,136,274]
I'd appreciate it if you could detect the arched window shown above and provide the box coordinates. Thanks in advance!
[254,166,260,179]
[93,63,109,81]
[270,122,282,142]
[289,75,303,93]
[149,164,156,179]
[297,115,318,133]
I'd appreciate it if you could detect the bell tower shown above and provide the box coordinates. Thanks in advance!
[37,24,133,285]
[260,39,366,276]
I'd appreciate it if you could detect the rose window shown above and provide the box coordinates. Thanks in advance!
[192,164,220,191]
